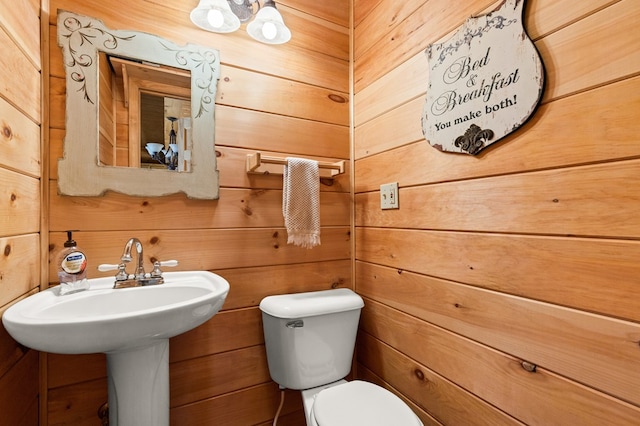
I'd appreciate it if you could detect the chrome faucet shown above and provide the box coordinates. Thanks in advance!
[121,238,145,280]
[97,238,178,288]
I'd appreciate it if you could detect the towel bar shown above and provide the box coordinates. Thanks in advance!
[246,152,345,178]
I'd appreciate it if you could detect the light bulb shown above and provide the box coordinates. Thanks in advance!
[207,9,225,28]
[261,21,278,40]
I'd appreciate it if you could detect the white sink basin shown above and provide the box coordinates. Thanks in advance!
[2,270,229,426]
[2,270,229,354]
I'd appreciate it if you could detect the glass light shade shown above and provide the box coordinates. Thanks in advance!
[246,4,291,44]
[190,0,241,33]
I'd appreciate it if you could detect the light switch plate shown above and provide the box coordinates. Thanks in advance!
[380,182,399,210]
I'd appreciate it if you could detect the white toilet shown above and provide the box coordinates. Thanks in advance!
[260,288,423,426]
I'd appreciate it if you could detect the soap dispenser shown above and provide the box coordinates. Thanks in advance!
[57,230,89,295]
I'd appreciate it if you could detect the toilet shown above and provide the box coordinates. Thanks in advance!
[260,288,423,426]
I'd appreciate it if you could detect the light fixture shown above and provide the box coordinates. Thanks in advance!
[190,0,240,33]
[190,0,291,45]
[144,117,180,170]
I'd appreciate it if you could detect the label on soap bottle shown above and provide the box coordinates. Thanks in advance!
[62,251,87,275]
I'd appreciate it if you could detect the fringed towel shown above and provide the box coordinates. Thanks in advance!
[283,157,321,249]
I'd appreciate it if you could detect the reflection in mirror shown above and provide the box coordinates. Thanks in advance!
[100,55,192,171]
[140,95,191,171]
[57,10,221,199]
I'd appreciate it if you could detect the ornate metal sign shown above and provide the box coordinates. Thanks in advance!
[422,0,544,155]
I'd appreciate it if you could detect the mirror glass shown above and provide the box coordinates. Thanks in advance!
[57,10,221,199]
[100,55,192,171]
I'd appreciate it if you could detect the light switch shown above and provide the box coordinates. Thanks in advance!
[380,182,399,210]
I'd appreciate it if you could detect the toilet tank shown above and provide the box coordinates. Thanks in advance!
[259,289,365,390]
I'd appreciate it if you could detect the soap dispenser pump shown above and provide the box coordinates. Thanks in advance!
[57,230,89,295]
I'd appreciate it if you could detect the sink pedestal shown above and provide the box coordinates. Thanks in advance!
[107,340,169,426]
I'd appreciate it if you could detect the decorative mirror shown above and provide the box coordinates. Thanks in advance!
[57,10,221,199]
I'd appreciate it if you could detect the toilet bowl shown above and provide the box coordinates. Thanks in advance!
[260,289,423,426]
[303,380,423,426]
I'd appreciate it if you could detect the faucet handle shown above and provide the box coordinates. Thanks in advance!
[98,263,129,281]
[98,263,119,272]
[150,260,178,278]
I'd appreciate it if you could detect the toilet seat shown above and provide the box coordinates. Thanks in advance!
[312,380,422,426]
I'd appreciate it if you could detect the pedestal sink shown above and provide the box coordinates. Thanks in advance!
[2,271,230,426]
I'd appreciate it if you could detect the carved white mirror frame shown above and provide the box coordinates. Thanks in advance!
[57,10,221,199]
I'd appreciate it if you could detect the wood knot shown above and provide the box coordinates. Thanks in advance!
[242,206,253,216]
[320,177,334,186]
[521,361,537,373]
[397,269,403,274]
[215,150,221,157]
[141,201,149,207]
[2,124,12,139]
[10,193,17,202]
[328,93,347,103]
[330,278,344,289]
[272,231,279,238]
[414,369,425,381]
[150,256,158,263]
[150,236,159,244]
[4,245,11,256]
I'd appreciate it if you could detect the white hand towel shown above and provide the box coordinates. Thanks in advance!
[283,157,321,249]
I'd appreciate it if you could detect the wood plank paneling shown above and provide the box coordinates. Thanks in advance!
[50,186,350,231]
[170,345,271,407]
[170,308,264,362]
[0,27,41,123]
[279,4,349,60]
[0,0,40,69]
[0,169,41,236]
[356,256,640,406]
[357,332,521,426]
[354,0,640,125]
[170,383,303,426]
[354,0,495,93]
[48,228,350,282]
[49,1,349,92]
[361,297,640,425]
[0,349,39,426]
[281,0,350,27]
[215,105,350,158]
[356,227,640,323]
[47,378,108,425]
[354,1,640,422]
[47,353,105,389]
[0,234,40,305]
[214,260,351,310]
[0,0,41,423]
[356,160,640,239]
[0,96,41,177]
[357,366,442,426]
[217,65,349,126]
[537,0,640,102]
[355,74,640,175]
[524,0,620,39]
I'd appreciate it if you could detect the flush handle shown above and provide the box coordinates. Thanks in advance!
[286,320,304,328]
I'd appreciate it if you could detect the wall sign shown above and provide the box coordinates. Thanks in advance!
[422,0,544,155]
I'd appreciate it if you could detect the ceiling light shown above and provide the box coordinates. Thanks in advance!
[190,0,241,33]
[190,0,291,44]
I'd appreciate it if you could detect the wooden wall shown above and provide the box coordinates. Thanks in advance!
[354,0,640,425]
[46,0,349,424]
[0,0,42,423]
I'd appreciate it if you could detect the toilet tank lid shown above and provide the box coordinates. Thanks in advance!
[259,289,364,319]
